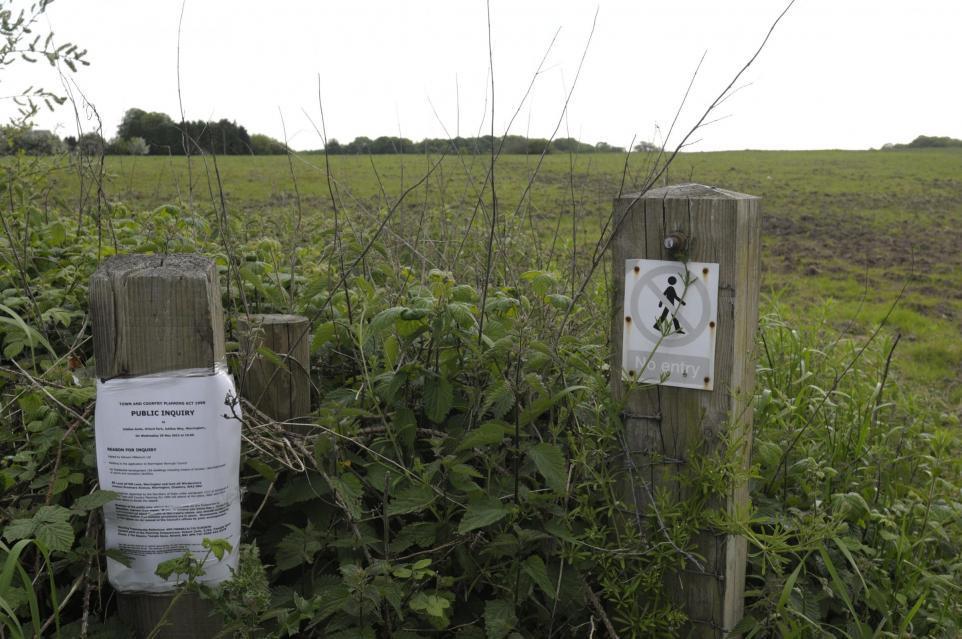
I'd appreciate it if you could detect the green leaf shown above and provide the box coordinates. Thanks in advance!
[445,302,475,328]
[3,518,36,542]
[105,548,133,567]
[527,442,567,494]
[400,307,429,321]
[457,421,509,452]
[410,592,450,619]
[202,537,233,561]
[34,520,74,552]
[522,554,555,599]
[776,551,810,613]
[4,340,24,359]
[375,576,404,615]
[520,271,557,297]
[383,334,400,368]
[545,293,572,311]
[0,303,56,359]
[818,543,858,620]
[519,386,587,427]
[377,370,407,405]
[394,407,417,451]
[389,522,438,554]
[832,535,868,597]
[458,496,509,534]
[482,379,514,420]
[35,505,71,524]
[48,221,66,245]
[275,524,323,571]
[314,435,333,461]
[276,472,329,506]
[387,484,436,516]
[310,321,336,352]
[328,473,364,520]
[255,345,284,368]
[369,307,406,337]
[830,492,870,524]
[424,376,453,424]
[50,477,69,495]
[246,458,277,482]
[484,598,517,639]
[72,490,120,512]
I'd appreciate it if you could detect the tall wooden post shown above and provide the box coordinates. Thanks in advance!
[237,313,311,428]
[90,254,226,638]
[610,184,761,636]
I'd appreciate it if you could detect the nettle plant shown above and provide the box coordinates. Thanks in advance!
[229,261,729,638]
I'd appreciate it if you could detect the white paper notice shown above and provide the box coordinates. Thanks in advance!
[95,368,241,592]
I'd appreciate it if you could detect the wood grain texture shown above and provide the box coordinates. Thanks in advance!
[90,253,226,638]
[90,254,225,380]
[237,313,311,427]
[611,184,761,637]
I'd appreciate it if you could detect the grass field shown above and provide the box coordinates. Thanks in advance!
[42,149,962,408]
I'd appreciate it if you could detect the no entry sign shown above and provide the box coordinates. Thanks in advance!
[622,259,719,390]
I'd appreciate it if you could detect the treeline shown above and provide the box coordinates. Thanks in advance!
[113,109,630,156]
[315,135,625,155]
[116,108,259,155]
[2,106,640,157]
[882,135,962,150]
[0,109,287,156]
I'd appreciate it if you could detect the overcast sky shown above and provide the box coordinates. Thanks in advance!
[5,0,961,151]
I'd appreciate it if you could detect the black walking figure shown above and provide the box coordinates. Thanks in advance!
[654,275,686,335]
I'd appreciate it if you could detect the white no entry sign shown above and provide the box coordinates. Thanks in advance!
[622,259,719,390]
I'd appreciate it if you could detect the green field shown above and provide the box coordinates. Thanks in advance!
[45,149,962,408]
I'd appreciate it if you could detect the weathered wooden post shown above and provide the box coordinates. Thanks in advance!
[237,314,311,429]
[610,184,760,636]
[91,254,235,638]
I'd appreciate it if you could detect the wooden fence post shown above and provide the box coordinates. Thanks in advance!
[237,313,311,428]
[90,254,227,639]
[610,183,761,636]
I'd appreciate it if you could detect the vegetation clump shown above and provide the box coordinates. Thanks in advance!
[882,134,962,149]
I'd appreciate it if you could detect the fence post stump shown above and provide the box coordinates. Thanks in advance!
[610,183,761,636]
[237,313,311,429]
[90,254,227,639]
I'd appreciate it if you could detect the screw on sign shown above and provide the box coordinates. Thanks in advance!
[622,259,719,390]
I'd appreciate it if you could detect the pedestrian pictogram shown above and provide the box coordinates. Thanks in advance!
[622,259,719,390]
[654,275,686,334]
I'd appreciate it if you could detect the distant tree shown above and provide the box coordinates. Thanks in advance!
[370,136,399,154]
[106,136,149,155]
[905,135,962,148]
[127,137,149,155]
[551,137,594,154]
[9,129,64,155]
[250,133,286,155]
[348,136,373,153]
[634,141,660,152]
[64,135,77,152]
[117,108,260,155]
[500,135,540,154]
[594,141,624,153]
[325,138,342,154]
[182,118,252,155]
[76,132,106,155]
[118,108,179,155]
